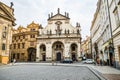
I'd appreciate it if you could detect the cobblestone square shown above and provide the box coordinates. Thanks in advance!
[0,64,101,80]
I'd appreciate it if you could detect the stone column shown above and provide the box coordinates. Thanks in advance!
[46,44,52,61]
[64,43,70,58]
[36,43,40,62]
[77,43,81,61]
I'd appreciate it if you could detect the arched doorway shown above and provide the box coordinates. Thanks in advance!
[27,47,36,62]
[52,41,64,61]
[40,44,46,61]
[70,43,78,61]
[56,52,61,61]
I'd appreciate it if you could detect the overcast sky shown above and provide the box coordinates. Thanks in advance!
[1,0,97,40]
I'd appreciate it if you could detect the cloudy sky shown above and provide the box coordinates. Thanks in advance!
[1,0,97,40]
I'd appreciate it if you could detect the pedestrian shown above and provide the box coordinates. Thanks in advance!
[99,51,104,66]
[104,46,109,65]
[12,58,16,65]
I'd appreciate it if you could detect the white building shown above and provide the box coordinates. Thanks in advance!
[90,0,114,66]
[109,0,120,68]
[91,0,103,63]
[36,9,81,62]
[91,0,120,68]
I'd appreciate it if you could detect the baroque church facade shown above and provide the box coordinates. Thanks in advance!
[36,9,81,62]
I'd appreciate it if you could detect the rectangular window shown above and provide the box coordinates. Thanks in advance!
[31,28,35,31]
[19,36,20,39]
[113,7,120,27]
[2,44,5,50]
[14,36,16,40]
[118,46,120,63]
[22,43,25,48]
[23,35,25,39]
[56,45,58,49]
[30,35,35,38]
[13,54,15,59]
[17,53,20,59]
[14,44,16,49]
[18,43,20,49]
[30,35,32,38]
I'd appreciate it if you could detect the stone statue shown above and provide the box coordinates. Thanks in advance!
[10,2,14,8]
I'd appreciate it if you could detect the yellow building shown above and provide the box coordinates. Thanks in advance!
[0,2,15,64]
[11,22,39,62]
[81,36,91,58]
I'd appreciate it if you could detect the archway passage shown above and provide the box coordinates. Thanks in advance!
[56,52,61,61]
[27,47,36,62]
[70,43,78,61]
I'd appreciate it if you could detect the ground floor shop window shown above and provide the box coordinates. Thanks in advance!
[118,46,120,63]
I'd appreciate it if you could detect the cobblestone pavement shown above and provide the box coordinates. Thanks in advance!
[90,66,120,80]
[103,74,120,80]
[0,63,101,80]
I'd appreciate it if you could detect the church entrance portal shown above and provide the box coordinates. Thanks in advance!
[56,52,61,61]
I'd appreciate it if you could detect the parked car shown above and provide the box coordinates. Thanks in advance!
[61,59,73,63]
[82,59,95,64]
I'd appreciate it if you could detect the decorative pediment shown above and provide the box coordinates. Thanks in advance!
[0,2,15,22]
[27,21,39,28]
[48,14,70,21]
[48,8,70,21]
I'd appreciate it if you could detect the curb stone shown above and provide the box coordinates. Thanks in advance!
[87,66,107,80]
